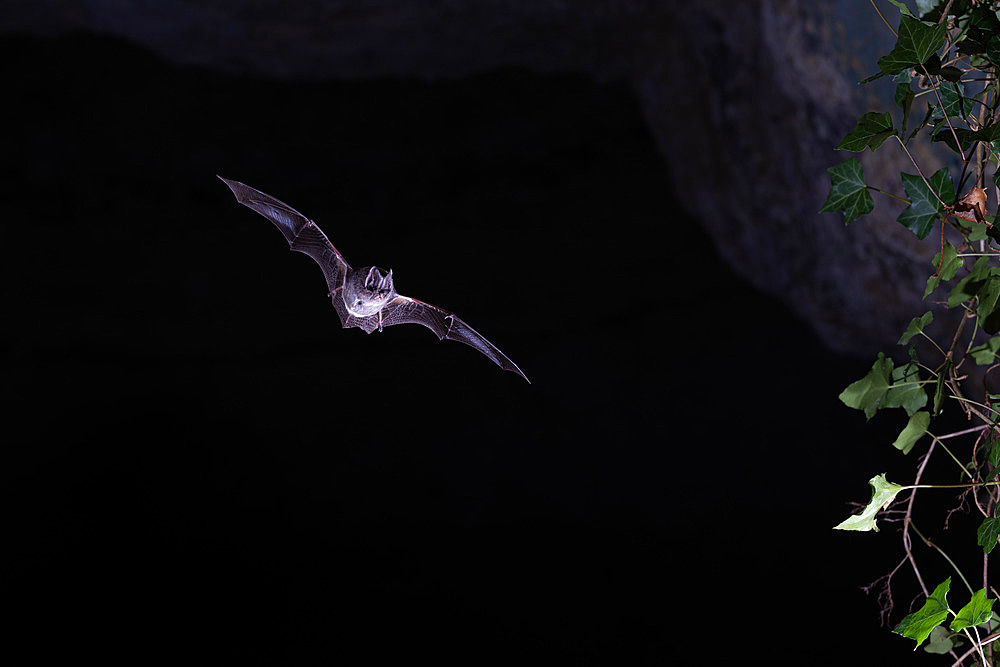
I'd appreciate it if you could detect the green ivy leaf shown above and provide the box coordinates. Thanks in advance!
[899,311,933,344]
[934,124,1000,154]
[933,358,951,415]
[967,216,993,242]
[886,360,928,416]
[933,127,977,154]
[839,353,894,419]
[909,103,935,143]
[979,276,1000,334]
[820,158,874,224]
[939,81,969,119]
[836,112,896,152]
[988,30,1000,68]
[892,410,930,454]
[834,473,904,532]
[915,0,944,18]
[886,0,914,17]
[950,589,995,631]
[895,83,915,135]
[894,577,951,649]
[969,337,1000,365]
[898,168,953,240]
[894,83,913,108]
[981,435,1000,483]
[923,625,958,654]
[948,256,993,307]
[978,517,1000,554]
[924,242,962,298]
[878,15,947,75]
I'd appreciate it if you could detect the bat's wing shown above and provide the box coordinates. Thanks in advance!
[218,176,354,324]
[379,295,530,383]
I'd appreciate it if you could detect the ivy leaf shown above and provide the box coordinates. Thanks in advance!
[950,589,995,632]
[924,242,962,298]
[952,186,989,227]
[898,168,954,239]
[978,517,1000,554]
[899,311,933,344]
[969,216,995,242]
[836,112,895,152]
[886,360,927,416]
[878,15,947,75]
[820,158,874,224]
[980,125,1000,144]
[948,256,992,307]
[981,435,1000,483]
[923,626,958,654]
[893,577,952,649]
[909,103,935,144]
[895,83,915,135]
[989,30,1000,68]
[969,337,1000,365]
[933,358,951,415]
[834,473,904,532]
[932,127,977,154]
[934,124,1000,154]
[886,0,914,17]
[923,53,963,81]
[915,0,944,17]
[892,411,930,454]
[979,276,1000,334]
[939,81,969,119]
[839,352,894,419]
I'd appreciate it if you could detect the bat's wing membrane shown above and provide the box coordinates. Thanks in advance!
[382,295,529,383]
[219,177,352,323]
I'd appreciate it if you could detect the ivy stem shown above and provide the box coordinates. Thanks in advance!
[919,329,948,358]
[909,521,975,595]
[937,424,990,440]
[894,136,952,211]
[865,185,909,204]
[904,481,1000,491]
[922,63,968,166]
[951,632,1000,666]
[869,0,895,36]
[926,434,977,480]
[948,395,1000,419]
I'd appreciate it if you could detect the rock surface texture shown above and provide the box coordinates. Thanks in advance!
[5,0,934,355]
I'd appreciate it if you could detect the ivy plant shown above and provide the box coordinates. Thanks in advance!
[826,1,1000,663]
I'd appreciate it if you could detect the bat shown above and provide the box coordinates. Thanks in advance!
[218,176,529,383]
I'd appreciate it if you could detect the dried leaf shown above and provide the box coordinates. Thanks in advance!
[952,186,990,226]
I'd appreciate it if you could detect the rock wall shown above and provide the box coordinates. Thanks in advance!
[3,0,933,355]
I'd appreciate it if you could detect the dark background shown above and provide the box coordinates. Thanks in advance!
[2,24,972,666]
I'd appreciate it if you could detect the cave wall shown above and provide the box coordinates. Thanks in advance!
[3,0,928,355]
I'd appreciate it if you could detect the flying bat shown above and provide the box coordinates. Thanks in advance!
[218,176,529,383]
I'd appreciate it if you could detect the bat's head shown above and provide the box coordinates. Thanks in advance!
[343,266,396,317]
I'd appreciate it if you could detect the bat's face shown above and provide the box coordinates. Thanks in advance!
[343,265,396,317]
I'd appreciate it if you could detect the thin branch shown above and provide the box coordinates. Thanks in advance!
[936,424,990,440]
[895,136,953,210]
[869,0,896,36]
[910,520,975,595]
